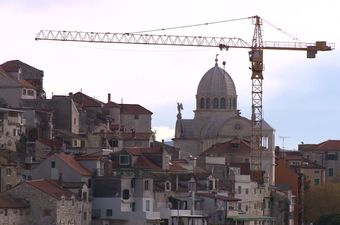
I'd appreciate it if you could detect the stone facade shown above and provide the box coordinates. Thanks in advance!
[7,181,91,225]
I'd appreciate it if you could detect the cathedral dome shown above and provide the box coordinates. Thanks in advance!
[195,63,237,112]
[197,63,236,97]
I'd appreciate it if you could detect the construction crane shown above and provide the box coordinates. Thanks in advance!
[35,15,334,171]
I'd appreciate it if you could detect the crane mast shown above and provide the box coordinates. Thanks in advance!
[250,15,264,171]
[35,16,334,172]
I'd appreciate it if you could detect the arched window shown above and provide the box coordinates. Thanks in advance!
[233,98,237,109]
[206,98,211,109]
[229,98,232,109]
[213,98,219,109]
[220,98,226,109]
[200,98,205,108]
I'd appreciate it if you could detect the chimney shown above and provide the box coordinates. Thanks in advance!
[108,93,111,103]
[68,92,73,98]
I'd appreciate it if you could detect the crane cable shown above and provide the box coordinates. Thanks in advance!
[261,17,299,41]
[129,16,252,34]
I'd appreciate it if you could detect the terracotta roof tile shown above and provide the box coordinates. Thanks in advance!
[120,104,152,115]
[169,161,187,171]
[72,92,104,108]
[315,140,340,151]
[134,155,161,169]
[201,138,250,156]
[125,147,162,156]
[55,153,91,176]
[120,132,153,140]
[0,195,29,209]
[26,180,74,200]
[37,138,62,149]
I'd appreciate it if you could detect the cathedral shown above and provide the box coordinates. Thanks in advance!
[173,60,276,184]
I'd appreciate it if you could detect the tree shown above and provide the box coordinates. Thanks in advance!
[304,183,340,223]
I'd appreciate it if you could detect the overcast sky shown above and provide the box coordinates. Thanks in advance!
[1,0,339,149]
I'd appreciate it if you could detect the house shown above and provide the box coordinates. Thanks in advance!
[0,107,25,151]
[0,150,23,192]
[6,179,91,225]
[0,66,38,108]
[0,194,30,225]
[1,60,45,99]
[31,152,92,189]
[299,140,340,182]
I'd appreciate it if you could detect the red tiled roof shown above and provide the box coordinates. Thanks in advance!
[55,153,91,176]
[37,138,62,149]
[26,180,74,200]
[0,195,29,209]
[120,132,153,140]
[72,92,104,108]
[1,60,42,74]
[201,138,251,156]
[15,78,36,89]
[120,104,152,115]
[105,101,120,108]
[169,161,187,171]
[229,162,251,175]
[314,140,340,151]
[75,155,103,161]
[134,155,161,169]
[125,147,162,156]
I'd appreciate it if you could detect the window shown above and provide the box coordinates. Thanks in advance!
[5,168,12,176]
[131,178,135,189]
[220,98,226,108]
[73,140,78,147]
[13,129,17,136]
[51,161,56,168]
[200,98,205,108]
[233,98,237,109]
[245,188,249,195]
[238,186,242,194]
[238,203,241,211]
[314,179,320,185]
[71,198,75,206]
[213,98,219,109]
[134,114,139,120]
[314,170,320,174]
[4,209,7,216]
[83,212,87,221]
[122,189,130,200]
[145,200,150,211]
[208,180,213,190]
[5,184,12,190]
[144,180,150,191]
[106,209,112,217]
[131,202,136,211]
[82,192,88,201]
[27,90,34,96]
[326,153,337,160]
[88,179,92,188]
[22,89,27,95]
[328,168,334,177]
[73,117,77,125]
[119,155,130,165]
[165,181,171,191]
[245,205,248,211]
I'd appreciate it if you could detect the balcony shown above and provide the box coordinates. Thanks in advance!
[146,211,161,220]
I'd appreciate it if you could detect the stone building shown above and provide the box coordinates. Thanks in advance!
[0,107,25,151]
[173,62,275,184]
[0,194,30,225]
[6,179,91,225]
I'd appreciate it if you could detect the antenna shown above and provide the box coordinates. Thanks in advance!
[279,136,290,150]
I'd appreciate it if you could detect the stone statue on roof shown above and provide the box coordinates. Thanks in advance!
[177,102,183,119]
